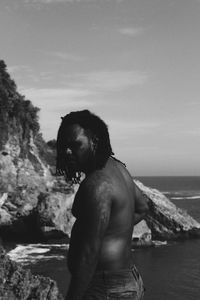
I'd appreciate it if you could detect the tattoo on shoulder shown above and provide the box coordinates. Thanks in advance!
[80,172,113,206]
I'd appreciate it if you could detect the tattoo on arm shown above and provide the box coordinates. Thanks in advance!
[66,174,112,299]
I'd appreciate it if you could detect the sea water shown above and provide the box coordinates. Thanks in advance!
[6,176,200,299]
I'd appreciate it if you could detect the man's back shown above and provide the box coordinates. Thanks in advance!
[68,157,141,273]
[96,157,136,270]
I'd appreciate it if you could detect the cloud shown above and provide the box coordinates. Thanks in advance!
[184,129,200,137]
[8,65,32,74]
[8,64,147,94]
[24,0,97,4]
[24,0,126,4]
[38,71,54,80]
[109,120,160,133]
[119,27,144,37]
[20,87,94,140]
[24,0,71,3]
[108,119,160,143]
[42,51,84,61]
[8,64,69,84]
[75,70,148,92]
[7,65,41,84]
[20,87,92,108]
[183,101,200,107]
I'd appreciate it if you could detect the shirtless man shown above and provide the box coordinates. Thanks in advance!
[56,110,148,300]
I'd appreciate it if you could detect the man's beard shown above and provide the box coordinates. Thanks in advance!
[56,155,81,184]
[64,160,81,183]
[56,150,97,183]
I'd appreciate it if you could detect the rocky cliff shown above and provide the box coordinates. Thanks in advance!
[134,180,200,242]
[35,179,200,245]
[0,60,65,299]
[0,246,63,300]
[0,60,55,240]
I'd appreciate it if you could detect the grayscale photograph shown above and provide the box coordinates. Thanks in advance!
[0,1,200,299]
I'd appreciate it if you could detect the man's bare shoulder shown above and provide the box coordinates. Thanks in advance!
[80,170,113,204]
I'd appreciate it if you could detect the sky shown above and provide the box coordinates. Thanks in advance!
[0,0,200,176]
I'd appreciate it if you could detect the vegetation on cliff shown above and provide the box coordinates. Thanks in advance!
[0,60,40,154]
[0,60,55,167]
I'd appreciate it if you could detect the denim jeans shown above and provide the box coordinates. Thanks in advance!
[83,265,144,299]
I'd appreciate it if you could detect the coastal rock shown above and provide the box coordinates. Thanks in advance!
[0,246,63,299]
[36,188,76,239]
[132,220,153,247]
[0,151,52,239]
[134,180,200,241]
[35,182,78,239]
[0,61,54,239]
[34,179,200,244]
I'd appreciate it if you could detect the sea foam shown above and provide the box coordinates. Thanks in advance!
[7,243,68,265]
[170,195,200,200]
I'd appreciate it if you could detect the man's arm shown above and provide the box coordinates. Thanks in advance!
[134,183,149,225]
[66,174,112,300]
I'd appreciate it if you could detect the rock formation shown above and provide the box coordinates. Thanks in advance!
[34,179,200,244]
[0,61,65,299]
[0,246,63,300]
[0,60,54,240]
[36,184,77,239]
[134,180,200,241]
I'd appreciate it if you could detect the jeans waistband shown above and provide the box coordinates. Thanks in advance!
[94,265,140,280]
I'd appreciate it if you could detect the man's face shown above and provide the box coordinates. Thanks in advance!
[63,124,95,173]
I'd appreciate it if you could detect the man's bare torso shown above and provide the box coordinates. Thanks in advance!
[68,157,137,273]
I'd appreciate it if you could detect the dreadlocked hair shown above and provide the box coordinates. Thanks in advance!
[56,110,114,183]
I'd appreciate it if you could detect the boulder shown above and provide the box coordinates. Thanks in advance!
[135,180,200,241]
[0,61,55,239]
[0,136,54,240]
[0,246,63,299]
[132,220,153,247]
[35,185,78,239]
[2,170,200,245]
[34,179,200,244]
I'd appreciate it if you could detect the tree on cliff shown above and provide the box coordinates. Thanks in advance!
[0,60,57,169]
[0,60,40,154]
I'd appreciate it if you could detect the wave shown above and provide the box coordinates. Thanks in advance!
[7,243,68,265]
[162,190,200,200]
[163,192,171,195]
[153,240,167,247]
[170,195,200,200]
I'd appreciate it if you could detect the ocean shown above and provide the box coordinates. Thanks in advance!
[6,176,200,299]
